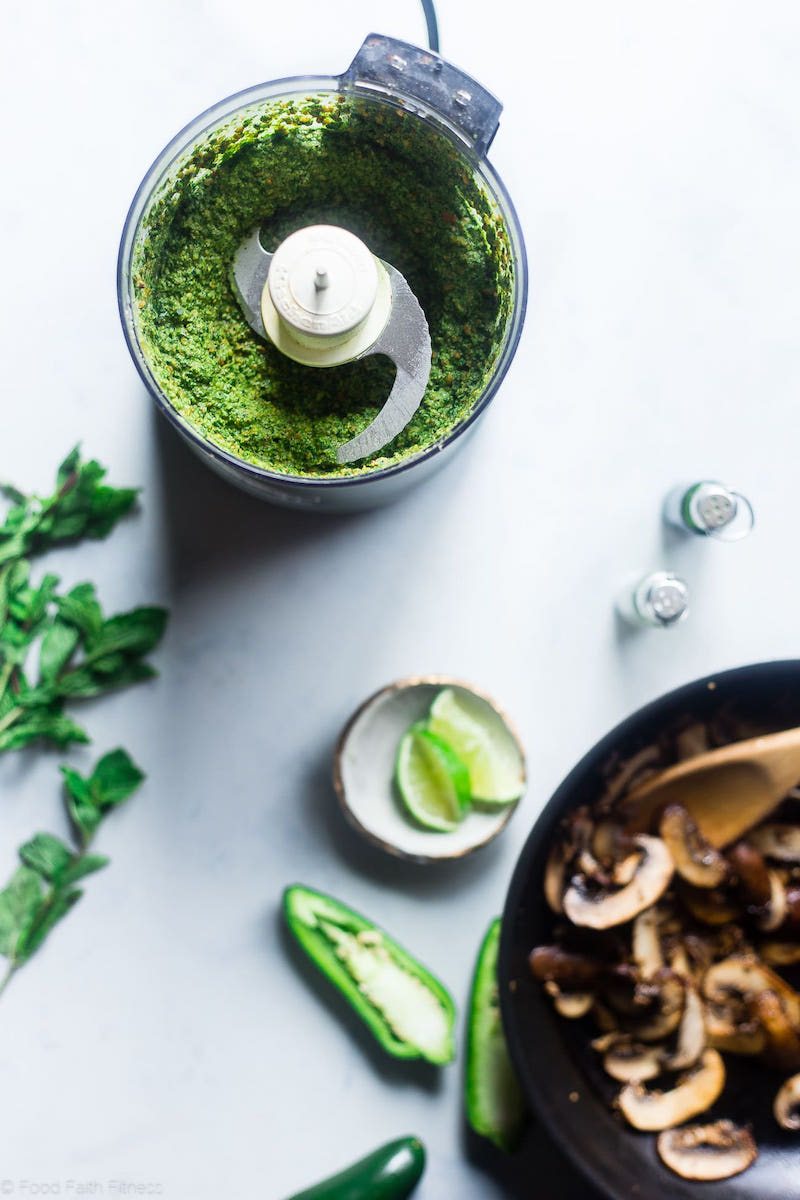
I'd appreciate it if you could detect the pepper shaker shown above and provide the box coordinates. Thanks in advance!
[663,481,754,542]
[617,571,689,629]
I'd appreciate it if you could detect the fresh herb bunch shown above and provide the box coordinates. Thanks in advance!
[0,447,168,997]
[0,750,144,995]
[0,447,167,753]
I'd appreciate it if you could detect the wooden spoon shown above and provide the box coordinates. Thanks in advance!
[622,727,800,847]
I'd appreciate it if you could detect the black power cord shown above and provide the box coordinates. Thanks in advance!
[419,0,440,52]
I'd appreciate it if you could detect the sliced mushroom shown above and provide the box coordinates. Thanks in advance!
[729,840,773,913]
[657,1121,757,1181]
[678,882,741,926]
[563,836,673,930]
[554,993,594,1019]
[705,1002,766,1056]
[703,955,800,1027]
[632,908,663,980]
[686,924,752,964]
[543,841,568,914]
[529,946,602,989]
[544,981,594,1019]
[617,1048,725,1131]
[684,932,715,975]
[602,1037,663,1083]
[612,851,643,887]
[629,972,685,1043]
[774,1073,800,1131]
[749,990,800,1072]
[664,984,705,1071]
[750,824,800,863]
[760,941,800,967]
[591,819,627,863]
[668,941,693,981]
[759,869,788,933]
[601,744,661,805]
[660,804,728,888]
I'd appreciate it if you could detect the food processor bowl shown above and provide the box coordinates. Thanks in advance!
[118,34,528,512]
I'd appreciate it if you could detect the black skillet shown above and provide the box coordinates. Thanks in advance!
[500,660,800,1200]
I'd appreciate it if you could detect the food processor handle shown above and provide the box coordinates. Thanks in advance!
[342,33,502,158]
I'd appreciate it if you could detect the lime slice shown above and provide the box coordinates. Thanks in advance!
[428,688,524,808]
[395,725,471,833]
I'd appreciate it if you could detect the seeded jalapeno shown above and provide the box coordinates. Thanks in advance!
[283,884,455,1064]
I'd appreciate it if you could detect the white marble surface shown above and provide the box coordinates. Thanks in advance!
[2,1,800,1196]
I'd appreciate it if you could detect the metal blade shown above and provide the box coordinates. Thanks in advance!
[231,227,272,339]
[230,231,431,463]
[337,264,431,464]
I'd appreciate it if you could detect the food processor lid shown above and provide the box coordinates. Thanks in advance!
[342,33,503,159]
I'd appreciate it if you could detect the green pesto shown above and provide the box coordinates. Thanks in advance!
[133,93,513,478]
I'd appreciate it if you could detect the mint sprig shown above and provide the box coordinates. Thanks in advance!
[0,449,167,754]
[0,449,164,998]
[0,445,138,566]
[0,751,144,996]
[62,749,145,846]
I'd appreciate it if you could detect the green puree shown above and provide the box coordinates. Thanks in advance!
[133,93,513,478]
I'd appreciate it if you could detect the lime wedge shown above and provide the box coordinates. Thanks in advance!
[395,725,471,833]
[428,688,524,808]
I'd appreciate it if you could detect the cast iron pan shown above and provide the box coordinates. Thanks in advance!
[500,661,800,1200]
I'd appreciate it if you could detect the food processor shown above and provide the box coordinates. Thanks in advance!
[118,31,527,512]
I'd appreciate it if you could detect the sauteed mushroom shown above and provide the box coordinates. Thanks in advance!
[631,908,663,979]
[530,724,800,1179]
[543,981,594,1019]
[749,990,800,1072]
[760,941,800,967]
[563,836,673,930]
[657,1121,757,1181]
[664,984,705,1071]
[602,1037,663,1083]
[660,805,727,888]
[703,955,800,1027]
[750,824,800,863]
[774,1073,800,1131]
[617,1049,725,1131]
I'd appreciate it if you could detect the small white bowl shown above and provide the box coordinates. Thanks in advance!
[333,676,526,863]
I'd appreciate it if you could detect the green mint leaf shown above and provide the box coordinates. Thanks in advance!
[0,710,89,752]
[17,888,83,962]
[59,854,109,887]
[61,765,102,843]
[55,660,157,700]
[19,833,74,883]
[38,619,80,682]
[7,572,59,640]
[83,485,140,539]
[0,687,18,721]
[57,582,103,642]
[70,804,102,843]
[0,867,45,962]
[0,448,138,565]
[93,607,168,658]
[91,749,145,806]
[1,484,26,506]
[56,446,81,489]
[61,749,144,844]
